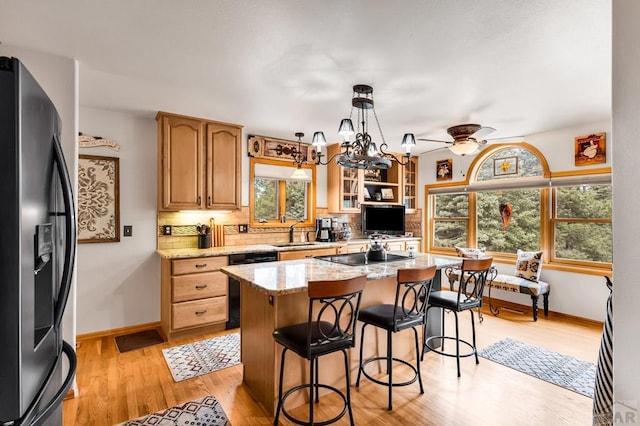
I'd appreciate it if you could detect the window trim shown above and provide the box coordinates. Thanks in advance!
[424,143,612,275]
[249,157,316,228]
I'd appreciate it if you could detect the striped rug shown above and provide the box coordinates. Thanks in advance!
[479,337,596,398]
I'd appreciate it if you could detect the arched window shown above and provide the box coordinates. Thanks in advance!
[474,147,545,181]
[426,143,611,275]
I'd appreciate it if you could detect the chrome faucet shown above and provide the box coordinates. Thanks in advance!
[289,220,304,242]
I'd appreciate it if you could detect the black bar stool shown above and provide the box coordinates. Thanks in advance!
[355,266,436,410]
[273,275,366,426]
[423,258,493,377]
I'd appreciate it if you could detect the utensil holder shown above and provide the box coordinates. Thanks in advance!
[198,234,211,249]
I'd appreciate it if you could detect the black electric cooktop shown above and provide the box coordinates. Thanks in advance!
[315,252,408,266]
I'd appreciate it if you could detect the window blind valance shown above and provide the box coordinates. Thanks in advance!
[254,163,312,181]
[428,173,611,195]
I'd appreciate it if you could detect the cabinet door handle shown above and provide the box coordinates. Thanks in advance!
[207,195,212,206]
[198,196,202,206]
[195,263,207,268]
[195,284,208,290]
[195,310,208,316]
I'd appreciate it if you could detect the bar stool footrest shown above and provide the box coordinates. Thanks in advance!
[424,336,476,359]
[358,356,419,388]
[280,383,348,426]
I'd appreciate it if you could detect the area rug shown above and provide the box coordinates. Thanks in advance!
[479,337,596,398]
[162,333,240,382]
[115,329,164,353]
[121,395,231,425]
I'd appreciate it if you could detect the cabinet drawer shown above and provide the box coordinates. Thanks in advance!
[172,271,227,302]
[172,256,228,275]
[172,297,226,329]
[278,247,337,261]
[385,242,405,251]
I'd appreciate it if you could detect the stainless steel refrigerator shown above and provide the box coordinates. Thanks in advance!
[0,56,77,426]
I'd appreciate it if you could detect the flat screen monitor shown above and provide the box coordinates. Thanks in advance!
[361,204,406,236]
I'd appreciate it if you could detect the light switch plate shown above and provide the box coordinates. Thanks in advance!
[124,225,133,237]
[238,224,248,233]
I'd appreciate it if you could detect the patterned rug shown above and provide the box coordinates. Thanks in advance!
[479,338,596,398]
[121,395,230,425]
[162,333,240,382]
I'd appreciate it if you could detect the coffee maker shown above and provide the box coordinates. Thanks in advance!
[315,218,332,242]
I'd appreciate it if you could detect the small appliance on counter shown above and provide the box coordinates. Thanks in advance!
[365,237,388,262]
[315,217,332,242]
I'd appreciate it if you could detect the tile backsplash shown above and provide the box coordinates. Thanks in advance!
[157,207,422,250]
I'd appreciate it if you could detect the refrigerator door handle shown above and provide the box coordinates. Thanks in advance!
[52,134,76,330]
[15,340,77,426]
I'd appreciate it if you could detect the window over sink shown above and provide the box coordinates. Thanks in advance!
[249,158,316,228]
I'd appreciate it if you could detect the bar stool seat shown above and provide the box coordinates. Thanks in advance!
[356,266,436,411]
[273,275,366,426]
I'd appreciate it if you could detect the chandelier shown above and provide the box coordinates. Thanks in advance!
[313,84,415,170]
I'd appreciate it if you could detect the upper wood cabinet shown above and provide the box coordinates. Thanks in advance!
[157,112,242,211]
[403,157,418,212]
[326,143,412,213]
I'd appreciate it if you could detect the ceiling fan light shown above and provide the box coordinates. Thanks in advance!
[449,140,479,156]
[312,131,327,146]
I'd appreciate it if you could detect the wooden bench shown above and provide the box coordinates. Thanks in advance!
[446,268,550,321]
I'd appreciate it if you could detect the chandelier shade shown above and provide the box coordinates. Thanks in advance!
[316,84,414,170]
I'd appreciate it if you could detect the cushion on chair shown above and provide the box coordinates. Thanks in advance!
[514,249,543,282]
[273,321,354,358]
[455,246,486,259]
[427,290,481,311]
[492,273,550,296]
[358,304,425,331]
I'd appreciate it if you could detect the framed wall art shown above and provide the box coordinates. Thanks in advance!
[436,159,453,181]
[381,187,394,200]
[493,156,518,176]
[78,155,120,243]
[575,132,606,166]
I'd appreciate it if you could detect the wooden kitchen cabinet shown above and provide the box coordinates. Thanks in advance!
[160,255,229,341]
[403,157,418,212]
[327,144,362,213]
[277,247,337,261]
[157,111,242,211]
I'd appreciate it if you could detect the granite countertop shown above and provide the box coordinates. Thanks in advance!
[220,253,461,296]
[156,237,422,259]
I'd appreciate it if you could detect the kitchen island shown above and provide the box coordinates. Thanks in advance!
[220,253,460,417]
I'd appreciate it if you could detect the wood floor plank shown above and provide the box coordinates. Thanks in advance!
[63,308,602,425]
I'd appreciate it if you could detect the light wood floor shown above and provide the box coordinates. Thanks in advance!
[63,304,603,425]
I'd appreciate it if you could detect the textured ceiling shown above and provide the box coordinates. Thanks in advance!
[0,0,611,152]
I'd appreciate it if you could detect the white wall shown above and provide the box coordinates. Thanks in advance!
[1,44,79,349]
[76,108,159,334]
[612,0,640,407]
[418,120,612,321]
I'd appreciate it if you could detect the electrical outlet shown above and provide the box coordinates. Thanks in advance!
[123,225,133,237]
[238,224,248,233]
[162,225,172,235]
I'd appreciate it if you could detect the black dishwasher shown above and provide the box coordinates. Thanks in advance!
[226,251,278,329]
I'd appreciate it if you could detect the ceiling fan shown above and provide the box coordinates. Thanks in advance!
[417,123,523,156]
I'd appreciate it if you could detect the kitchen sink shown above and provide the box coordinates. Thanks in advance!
[272,242,319,247]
